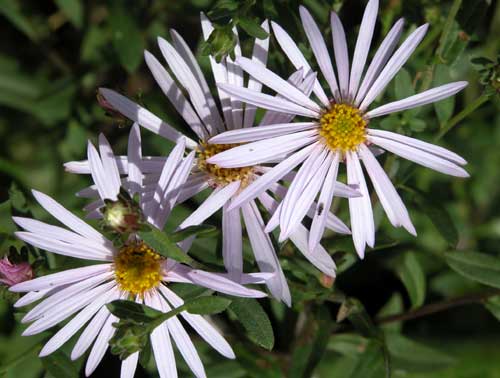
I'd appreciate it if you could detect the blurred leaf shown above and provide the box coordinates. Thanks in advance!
[395,68,415,99]
[446,251,500,289]
[238,17,269,39]
[408,118,427,132]
[9,183,28,213]
[184,296,231,315]
[378,293,404,333]
[229,298,274,350]
[169,224,218,243]
[109,4,143,73]
[433,65,455,124]
[207,0,241,20]
[386,333,455,372]
[328,333,370,358]
[41,351,78,378]
[347,342,385,378]
[440,21,469,66]
[409,188,459,247]
[0,0,38,41]
[397,252,426,309]
[138,227,195,266]
[484,296,500,321]
[54,0,83,29]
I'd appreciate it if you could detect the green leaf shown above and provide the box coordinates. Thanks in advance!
[207,0,240,20]
[336,298,379,339]
[408,118,427,132]
[200,25,237,62]
[433,64,455,124]
[409,188,459,247]
[109,4,144,73]
[445,251,500,289]
[394,68,415,100]
[106,300,163,323]
[386,333,455,372]
[169,224,218,243]
[378,293,404,333]
[41,351,79,378]
[138,227,195,266]
[238,17,269,39]
[347,341,385,378]
[54,0,83,28]
[0,0,38,41]
[397,252,426,309]
[184,296,232,315]
[484,296,500,321]
[229,298,274,350]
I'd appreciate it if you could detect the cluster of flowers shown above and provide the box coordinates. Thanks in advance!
[6,1,468,377]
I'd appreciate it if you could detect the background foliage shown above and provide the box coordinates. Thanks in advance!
[0,0,499,377]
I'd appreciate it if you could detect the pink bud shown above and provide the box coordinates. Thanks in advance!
[0,256,33,286]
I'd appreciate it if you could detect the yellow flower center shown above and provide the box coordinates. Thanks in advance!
[197,142,254,188]
[318,104,367,152]
[114,242,162,296]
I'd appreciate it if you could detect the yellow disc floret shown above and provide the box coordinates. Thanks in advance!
[114,242,162,296]
[197,142,254,188]
[319,104,367,152]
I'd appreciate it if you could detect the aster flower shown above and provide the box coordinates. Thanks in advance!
[206,0,469,258]
[67,14,359,306]
[11,139,267,378]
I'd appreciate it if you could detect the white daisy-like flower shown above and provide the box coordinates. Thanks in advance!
[66,14,360,305]
[206,0,469,258]
[11,138,267,378]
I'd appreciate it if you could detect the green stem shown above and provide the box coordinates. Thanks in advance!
[0,342,41,374]
[435,93,491,141]
[436,0,462,61]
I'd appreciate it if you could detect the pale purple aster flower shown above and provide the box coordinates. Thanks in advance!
[0,256,33,286]
[11,139,267,378]
[66,14,359,305]
[207,0,469,258]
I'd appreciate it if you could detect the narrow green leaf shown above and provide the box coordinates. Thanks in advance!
[169,224,218,243]
[0,0,38,41]
[54,0,83,28]
[106,300,163,322]
[484,296,500,321]
[138,228,194,266]
[238,17,269,39]
[41,350,79,378]
[229,298,274,350]
[109,4,144,73]
[386,333,455,372]
[397,252,426,309]
[446,251,500,289]
[184,296,232,315]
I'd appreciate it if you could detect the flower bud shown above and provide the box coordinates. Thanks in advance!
[0,256,33,286]
[102,198,143,234]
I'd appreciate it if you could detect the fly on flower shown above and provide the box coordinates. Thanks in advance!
[11,136,268,378]
[71,14,362,306]
[207,0,469,258]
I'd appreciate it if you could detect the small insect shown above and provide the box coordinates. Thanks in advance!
[317,203,324,216]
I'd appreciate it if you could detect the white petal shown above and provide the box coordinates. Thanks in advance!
[241,201,291,306]
[346,151,375,258]
[169,264,266,298]
[368,135,469,177]
[218,83,319,119]
[299,6,340,100]
[15,231,113,261]
[330,12,350,99]
[227,55,244,129]
[85,309,117,376]
[144,50,208,139]
[99,88,197,148]
[348,0,379,99]
[159,285,234,359]
[14,289,50,307]
[176,178,209,205]
[366,81,468,118]
[368,129,466,165]
[359,144,416,234]
[71,306,110,360]
[31,190,110,246]
[309,152,340,251]
[178,181,240,229]
[243,20,270,128]
[271,21,330,106]
[207,129,318,168]
[355,18,405,106]
[39,287,117,357]
[227,143,318,211]
[121,353,139,378]
[209,122,317,144]
[222,204,243,280]
[157,293,206,378]
[98,134,121,196]
[236,56,321,113]
[127,123,143,195]
[88,140,118,201]
[158,36,222,135]
[360,24,429,111]
[146,292,178,378]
